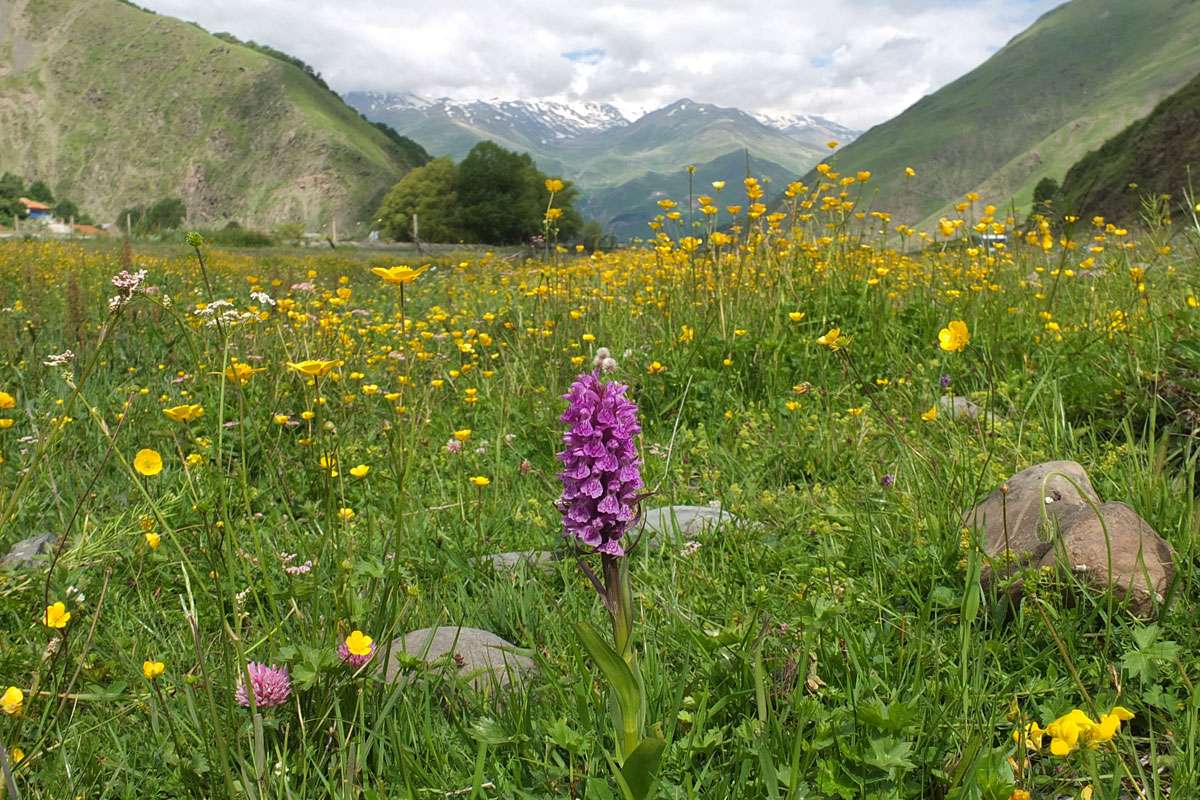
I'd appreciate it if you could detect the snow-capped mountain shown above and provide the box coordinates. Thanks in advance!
[348,92,629,145]
[753,111,861,145]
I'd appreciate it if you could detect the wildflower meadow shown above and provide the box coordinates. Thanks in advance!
[0,177,1198,800]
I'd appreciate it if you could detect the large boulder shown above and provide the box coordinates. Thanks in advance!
[380,627,535,692]
[963,461,1099,578]
[1039,502,1174,616]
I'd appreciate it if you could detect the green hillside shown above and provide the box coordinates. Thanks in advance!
[1056,70,1200,222]
[580,149,799,241]
[0,0,427,231]
[562,100,823,189]
[816,0,1200,229]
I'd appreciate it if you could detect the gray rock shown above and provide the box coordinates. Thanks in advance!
[1039,501,1174,617]
[963,460,1099,580]
[1,533,57,569]
[381,627,535,692]
[938,395,1001,422]
[485,550,558,574]
[639,504,738,549]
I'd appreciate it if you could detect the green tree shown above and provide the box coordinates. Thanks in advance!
[139,197,187,233]
[0,173,24,220]
[53,199,90,223]
[25,180,54,204]
[117,205,144,234]
[273,221,307,246]
[578,220,607,252]
[376,157,464,242]
[1032,176,1060,210]
[454,142,580,244]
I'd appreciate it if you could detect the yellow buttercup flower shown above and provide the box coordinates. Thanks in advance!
[344,630,373,657]
[145,531,161,550]
[817,327,843,350]
[142,660,165,680]
[788,311,806,322]
[338,507,356,522]
[371,265,428,285]
[470,475,490,487]
[453,428,472,442]
[544,178,565,193]
[162,404,204,423]
[938,320,970,352]
[287,360,338,378]
[225,362,265,384]
[0,391,14,409]
[134,448,163,476]
[350,464,370,478]
[921,404,938,422]
[44,601,71,629]
[1,686,23,715]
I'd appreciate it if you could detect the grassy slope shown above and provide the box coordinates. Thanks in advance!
[564,103,824,189]
[580,149,799,240]
[816,0,1200,228]
[0,0,421,231]
[1057,70,1200,222]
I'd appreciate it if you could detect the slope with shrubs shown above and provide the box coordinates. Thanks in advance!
[1055,71,1200,222]
[815,0,1200,228]
[0,0,427,230]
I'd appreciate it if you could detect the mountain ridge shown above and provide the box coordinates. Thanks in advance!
[810,0,1200,229]
[347,91,857,235]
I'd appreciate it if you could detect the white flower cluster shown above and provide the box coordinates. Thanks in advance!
[193,299,255,328]
[592,346,618,373]
[43,350,75,367]
[107,269,147,311]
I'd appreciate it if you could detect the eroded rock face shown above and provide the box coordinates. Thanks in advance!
[964,460,1100,577]
[380,627,535,692]
[1039,502,1174,616]
[638,505,738,549]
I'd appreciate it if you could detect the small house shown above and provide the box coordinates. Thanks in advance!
[19,198,52,220]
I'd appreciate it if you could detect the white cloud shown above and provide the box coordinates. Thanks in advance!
[136,0,1063,128]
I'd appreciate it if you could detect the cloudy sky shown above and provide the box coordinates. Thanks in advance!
[140,0,1062,129]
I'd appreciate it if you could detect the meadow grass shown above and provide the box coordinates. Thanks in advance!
[0,187,1197,799]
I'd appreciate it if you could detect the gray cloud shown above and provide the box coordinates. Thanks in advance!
[137,0,1063,128]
